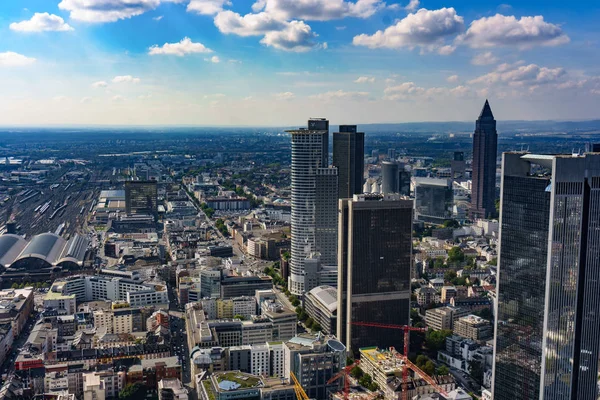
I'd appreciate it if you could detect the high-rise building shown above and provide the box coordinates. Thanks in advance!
[451,151,466,181]
[125,180,158,215]
[414,177,453,223]
[470,100,498,219]
[492,152,600,400]
[333,125,365,199]
[288,119,338,296]
[381,161,399,194]
[387,148,397,160]
[337,194,413,356]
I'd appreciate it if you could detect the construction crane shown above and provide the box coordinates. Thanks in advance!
[291,371,310,400]
[327,360,361,400]
[351,321,447,400]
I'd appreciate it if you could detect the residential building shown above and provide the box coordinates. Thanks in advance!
[333,125,365,199]
[338,194,412,356]
[470,100,498,219]
[43,292,76,315]
[304,285,337,335]
[454,315,492,341]
[492,152,600,400]
[284,333,345,400]
[220,272,272,299]
[50,275,168,307]
[415,287,440,307]
[158,378,188,400]
[425,307,468,331]
[127,357,182,391]
[0,288,34,337]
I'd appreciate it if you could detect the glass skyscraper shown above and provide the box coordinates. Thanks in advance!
[332,125,364,199]
[470,100,498,219]
[288,119,338,296]
[492,152,600,400]
[337,194,413,357]
[125,180,158,215]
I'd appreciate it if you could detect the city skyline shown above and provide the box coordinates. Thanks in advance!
[0,0,599,125]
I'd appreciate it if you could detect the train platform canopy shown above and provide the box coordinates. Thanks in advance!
[0,233,90,269]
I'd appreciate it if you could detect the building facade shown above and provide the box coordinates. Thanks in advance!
[337,194,413,356]
[125,180,158,215]
[288,118,338,296]
[333,125,365,199]
[470,100,498,219]
[492,152,600,400]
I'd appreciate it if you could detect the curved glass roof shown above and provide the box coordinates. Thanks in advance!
[0,234,27,266]
[17,233,66,262]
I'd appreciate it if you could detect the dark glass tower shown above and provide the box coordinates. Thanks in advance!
[337,194,412,357]
[492,152,600,400]
[333,125,365,199]
[470,100,498,219]
[125,180,158,215]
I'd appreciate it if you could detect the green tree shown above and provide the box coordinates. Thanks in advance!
[444,270,457,282]
[233,314,246,321]
[436,365,449,376]
[119,383,147,400]
[488,258,497,266]
[312,323,322,332]
[443,219,460,228]
[416,355,429,368]
[425,329,453,352]
[10,283,18,289]
[350,365,364,379]
[423,361,436,376]
[447,247,465,263]
[305,317,314,329]
[291,298,300,307]
[434,257,445,269]
[410,309,422,325]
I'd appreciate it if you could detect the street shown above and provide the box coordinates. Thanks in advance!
[167,285,192,387]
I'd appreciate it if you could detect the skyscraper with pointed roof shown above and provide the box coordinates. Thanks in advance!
[470,100,498,219]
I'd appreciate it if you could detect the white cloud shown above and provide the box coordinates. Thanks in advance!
[458,14,569,49]
[112,95,125,102]
[310,90,369,100]
[405,0,419,12]
[336,26,347,30]
[260,20,319,52]
[469,63,566,87]
[58,0,161,22]
[471,51,499,66]
[214,11,286,36]
[384,81,474,100]
[0,52,36,67]
[354,76,375,83]
[112,75,141,84]
[447,75,459,83]
[149,37,213,56]
[228,59,242,63]
[207,56,220,63]
[353,8,464,53]
[52,95,69,102]
[153,15,163,21]
[275,92,295,100]
[80,97,92,104]
[203,93,226,99]
[10,13,73,32]
[437,45,455,55]
[251,0,385,21]
[187,0,231,15]
[91,81,108,88]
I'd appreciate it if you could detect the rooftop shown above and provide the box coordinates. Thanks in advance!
[213,371,261,390]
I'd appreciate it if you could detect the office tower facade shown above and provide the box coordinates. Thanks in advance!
[381,161,399,194]
[288,119,338,296]
[387,148,397,160]
[414,177,453,223]
[451,151,466,181]
[470,100,498,219]
[337,194,413,356]
[333,125,364,199]
[492,152,600,400]
[125,180,158,215]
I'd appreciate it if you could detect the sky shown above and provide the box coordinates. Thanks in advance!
[0,0,599,126]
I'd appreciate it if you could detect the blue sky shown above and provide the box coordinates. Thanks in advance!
[0,0,599,126]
